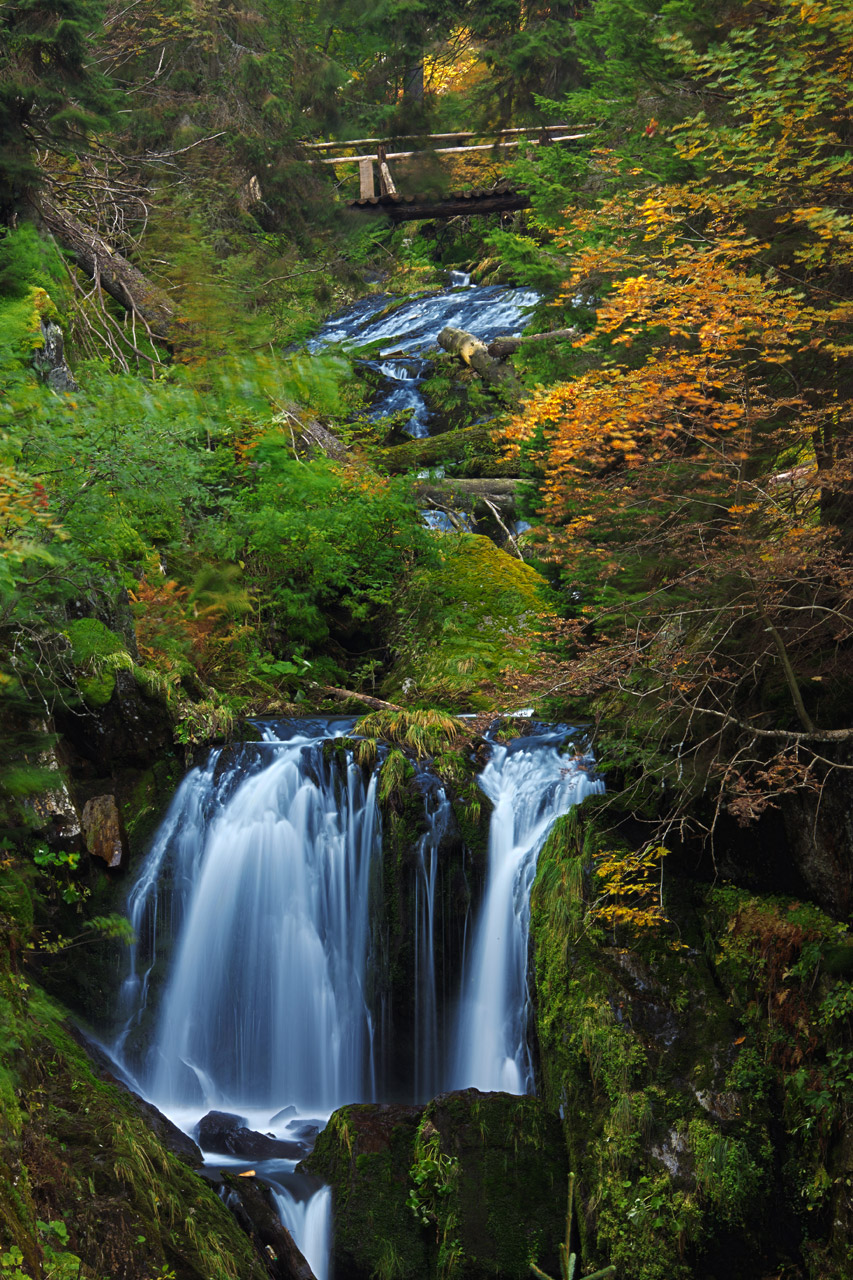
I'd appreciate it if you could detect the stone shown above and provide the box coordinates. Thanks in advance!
[302,1092,567,1280]
[80,794,127,868]
[197,1111,307,1161]
[268,1105,297,1125]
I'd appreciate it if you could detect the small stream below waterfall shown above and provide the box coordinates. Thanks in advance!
[309,274,538,437]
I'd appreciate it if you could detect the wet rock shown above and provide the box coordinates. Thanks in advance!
[197,1111,306,1160]
[220,1174,318,1280]
[81,794,127,868]
[269,1105,297,1125]
[67,1024,202,1167]
[287,1121,320,1144]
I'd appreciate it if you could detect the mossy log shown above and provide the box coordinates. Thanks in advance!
[487,327,578,359]
[437,326,520,394]
[375,425,516,477]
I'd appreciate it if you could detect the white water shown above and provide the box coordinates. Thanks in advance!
[272,1184,332,1280]
[146,733,380,1114]
[450,735,604,1094]
[309,278,538,438]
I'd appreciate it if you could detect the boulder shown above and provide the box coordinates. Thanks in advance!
[81,794,127,868]
[302,1093,567,1280]
[197,1111,307,1160]
[218,1174,319,1280]
[302,1102,426,1280]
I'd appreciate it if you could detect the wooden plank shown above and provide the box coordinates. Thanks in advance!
[318,134,590,164]
[347,189,531,221]
[358,157,375,199]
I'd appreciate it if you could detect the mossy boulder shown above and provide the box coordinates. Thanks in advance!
[64,617,128,708]
[0,974,271,1280]
[302,1102,427,1280]
[303,1091,567,1280]
[415,1089,568,1279]
[386,532,551,710]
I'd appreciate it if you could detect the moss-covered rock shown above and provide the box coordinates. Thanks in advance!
[386,532,552,710]
[303,1091,567,1280]
[529,807,853,1280]
[416,1089,568,1278]
[64,617,128,709]
[303,1102,428,1280]
[0,968,271,1280]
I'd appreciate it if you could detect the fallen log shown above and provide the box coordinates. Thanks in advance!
[318,685,403,712]
[487,327,578,359]
[374,425,513,477]
[437,326,520,394]
[32,194,177,341]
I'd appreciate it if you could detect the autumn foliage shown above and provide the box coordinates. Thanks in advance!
[505,0,853,830]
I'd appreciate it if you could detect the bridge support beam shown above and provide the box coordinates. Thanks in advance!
[358,157,375,200]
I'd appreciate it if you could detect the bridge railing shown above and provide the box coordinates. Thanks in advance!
[304,126,590,200]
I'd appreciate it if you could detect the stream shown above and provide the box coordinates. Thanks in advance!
[110,281,602,1280]
[309,273,538,437]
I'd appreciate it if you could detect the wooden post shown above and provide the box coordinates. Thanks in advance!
[377,145,397,197]
[358,157,375,199]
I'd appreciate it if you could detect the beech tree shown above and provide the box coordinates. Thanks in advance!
[505,0,853,829]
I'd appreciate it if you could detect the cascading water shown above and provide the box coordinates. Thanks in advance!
[119,724,380,1116]
[309,275,538,437]
[114,721,378,1273]
[450,731,605,1095]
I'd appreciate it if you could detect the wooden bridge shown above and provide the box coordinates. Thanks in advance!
[303,125,589,221]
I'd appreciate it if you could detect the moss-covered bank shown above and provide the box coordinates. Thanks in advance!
[529,804,853,1280]
[0,964,270,1280]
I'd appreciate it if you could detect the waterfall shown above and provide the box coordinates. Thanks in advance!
[449,733,604,1095]
[271,1182,332,1280]
[115,715,602,1275]
[145,732,379,1114]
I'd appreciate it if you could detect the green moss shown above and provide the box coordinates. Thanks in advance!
[64,618,128,708]
[387,533,551,710]
[0,973,268,1280]
[529,808,791,1279]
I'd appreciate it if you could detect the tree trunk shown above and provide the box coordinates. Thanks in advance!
[437,326,520,394]
[32,193,176,341]
[487,327,578,359]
